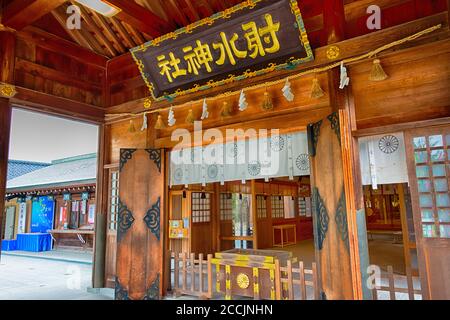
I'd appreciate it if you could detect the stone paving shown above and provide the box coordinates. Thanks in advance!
[0,254,112,300]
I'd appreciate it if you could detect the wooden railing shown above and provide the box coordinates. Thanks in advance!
[276,259,320,300]
[170,251,213,299]
[372,266,422,300]
[169,252,422,300]
[169,250,319,300]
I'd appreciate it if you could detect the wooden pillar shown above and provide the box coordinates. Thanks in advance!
[323,0,346,44]
[338,82,371,300]
[0,30,15,260]
[92,124,111,288]
[146,113,158,148]
[212,183,220,252]
[251,179,258,249]
[0,31,15,83]
[448,0,450,27]
[0,99,12,259]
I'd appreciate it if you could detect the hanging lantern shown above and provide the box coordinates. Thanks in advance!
[261,90,273,111]
[128,119,136,133]
[154,114,165,129]
[369,59,388,81]
[186,109,195,124]
[310,78,325,99]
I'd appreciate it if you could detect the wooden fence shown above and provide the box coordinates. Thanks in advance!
[169,250,319,300]
[372,266,422,300]
[276,259,320,300]
[170,251,213,299]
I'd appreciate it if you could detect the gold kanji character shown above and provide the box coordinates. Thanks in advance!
[183,40,213,75]
[259,14,280,54]
[242,14,280,59]
[157,52,187,83]
[213,32,247,65]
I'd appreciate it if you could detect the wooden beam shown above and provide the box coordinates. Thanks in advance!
[77,6,118,57]
[105,0,172,37]
[140,0,172,26]
[122,22,146,46]
[2,0,67,30]
[107,12,449,114]
[0,99,12,260]
[164,0,190,27]
[110,17,136,48]
[18,26,108,68]
[90,11,127,53]
[11,86,105,123]
[15,58,103,93]
[323,0,346,44]
[50,5,94,52]
[183,0,200,22]
[0,31,16,83]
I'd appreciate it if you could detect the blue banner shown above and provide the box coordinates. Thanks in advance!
[31,196,55,233]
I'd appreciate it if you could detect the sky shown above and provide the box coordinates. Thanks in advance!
[8,108,99,163]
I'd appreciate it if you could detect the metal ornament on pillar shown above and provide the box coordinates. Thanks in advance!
[0,83,17,98]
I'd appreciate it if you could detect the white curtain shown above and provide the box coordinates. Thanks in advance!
[359,132,408,187]
[170,131,310,186]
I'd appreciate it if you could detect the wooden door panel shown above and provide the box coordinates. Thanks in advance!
[115,149,165,300]
[404,126,450,299]
[308,112,353,300]
[105,232,117,288]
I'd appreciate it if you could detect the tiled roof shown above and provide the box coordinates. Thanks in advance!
[6,153,97,191]
[7,160,50,181]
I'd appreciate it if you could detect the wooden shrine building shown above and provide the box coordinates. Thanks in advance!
[4,153,97,250]
[0,0,449,300]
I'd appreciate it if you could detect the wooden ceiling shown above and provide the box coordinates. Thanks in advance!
[0,0,244,58]
[1,0,447,59]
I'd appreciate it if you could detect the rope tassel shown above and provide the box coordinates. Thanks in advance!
[310,78,325,99]
[154,114,165,129]
[221,101,232,117]
[128,119,136,133]
[370,59,388,81]
[186,109,195,124]
[261,90,273,111]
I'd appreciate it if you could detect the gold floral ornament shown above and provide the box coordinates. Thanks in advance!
[236,273,250,289]
[143,97,152,109]
[0,83,17,98]
[326,45,340,60]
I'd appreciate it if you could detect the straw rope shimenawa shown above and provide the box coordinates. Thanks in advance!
[105,24,442,122]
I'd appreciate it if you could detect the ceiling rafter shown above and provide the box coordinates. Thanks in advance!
[103,0,172,37]
[2,0,67,30]
[122,22,146,46]
[110,17,137,48]
[197,0,214,17]
[135,0,173,28]
[76,4,118,57]
[164,0,190,27]
[50,5,93,51]
[90,10,127,53]
[181,0,201,23]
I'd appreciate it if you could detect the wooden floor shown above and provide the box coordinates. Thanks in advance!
[270,237,406,275]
